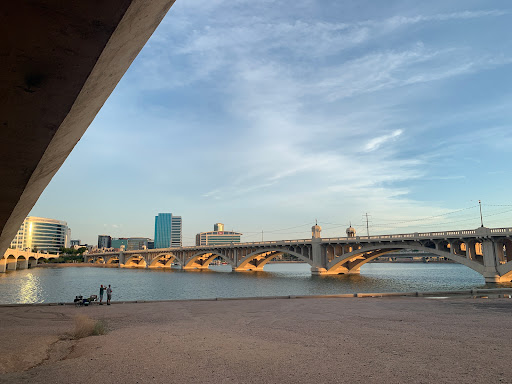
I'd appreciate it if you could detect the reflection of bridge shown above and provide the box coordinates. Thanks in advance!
[0,249,59,272]
[86,226,512,283]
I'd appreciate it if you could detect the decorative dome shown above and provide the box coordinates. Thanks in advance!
[311,221,322,239]
[346,225,356,238]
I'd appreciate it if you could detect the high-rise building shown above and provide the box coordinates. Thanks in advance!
[196,223,242,246]
[154,213,182,248]
[70,240,81,246]
[98,235,112,248]
[10,216,70,254]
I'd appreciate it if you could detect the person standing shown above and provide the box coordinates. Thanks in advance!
[99,284,105,305]
[106,284,113,305]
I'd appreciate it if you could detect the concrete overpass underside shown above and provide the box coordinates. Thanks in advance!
[0,0,175,255]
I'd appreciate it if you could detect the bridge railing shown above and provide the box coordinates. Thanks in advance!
[321,227,512,243]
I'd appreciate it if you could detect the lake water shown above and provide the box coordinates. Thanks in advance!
[0,263,510,304]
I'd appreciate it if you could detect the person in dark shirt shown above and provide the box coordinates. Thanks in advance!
[99,285,105,305]
[106,285,113,305]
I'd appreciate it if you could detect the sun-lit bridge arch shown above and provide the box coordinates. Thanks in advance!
[149,253,177,269]
[106,256,119,265]
[235,248,313,272]
[325,243,486,275]
[94,257,105,264]
[123,255,147,268]
[183,251,232,270]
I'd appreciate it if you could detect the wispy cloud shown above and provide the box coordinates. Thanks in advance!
[365,130,403,152]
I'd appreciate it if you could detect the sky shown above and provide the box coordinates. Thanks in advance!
[31,0,512,245]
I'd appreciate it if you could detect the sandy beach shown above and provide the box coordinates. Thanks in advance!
[1,296,511,383]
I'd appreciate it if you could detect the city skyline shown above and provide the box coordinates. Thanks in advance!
[28,0,512,245]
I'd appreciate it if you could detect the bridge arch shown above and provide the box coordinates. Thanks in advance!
[326,243,485,275]
[183,251,232,270]
[497,260,512,282]
[16,255,28,270]
[149,253,177,268]
[28,256,38,268]
[6,254,16,271]
[106,256,119,264]
[236,248,313,272]
[123,255,147,268]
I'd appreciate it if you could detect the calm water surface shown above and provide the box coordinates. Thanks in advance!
[0,263,510,304]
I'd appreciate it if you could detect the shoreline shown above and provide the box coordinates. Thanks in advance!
[2,287,512,307]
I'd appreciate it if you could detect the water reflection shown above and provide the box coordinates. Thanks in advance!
[17,273,42,304]
[0,263,510,304]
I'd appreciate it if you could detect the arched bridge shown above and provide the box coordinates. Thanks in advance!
[1,249,59,272]
[86,226,512,283]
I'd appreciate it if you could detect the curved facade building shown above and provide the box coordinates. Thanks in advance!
[10,217,70,254]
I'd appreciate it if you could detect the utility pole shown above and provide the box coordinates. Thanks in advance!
[261,230,263,242]
[363,213,371,237]
[479,200,484,227]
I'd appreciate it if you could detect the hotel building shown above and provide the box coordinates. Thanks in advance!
[10,216,70,254]
[196,223,242,246]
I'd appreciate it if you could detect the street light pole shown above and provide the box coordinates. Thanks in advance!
[479,200,484,227]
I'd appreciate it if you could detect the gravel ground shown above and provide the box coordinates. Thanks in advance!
[0,297,511,383]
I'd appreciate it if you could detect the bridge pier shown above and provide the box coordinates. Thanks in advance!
[482,239,502,283]
[0,258,5,273]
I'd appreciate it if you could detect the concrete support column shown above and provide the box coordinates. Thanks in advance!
[482,239,500,283]
[118,252,125,266]
[0,258,6,273]
[465,241,476,260]
[495,242,506,263]
[504,240,512,262]
[311,239,327,275]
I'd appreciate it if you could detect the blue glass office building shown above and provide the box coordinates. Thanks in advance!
[154,213,182,248]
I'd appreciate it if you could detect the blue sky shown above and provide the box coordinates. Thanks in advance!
[31,0,512,245]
